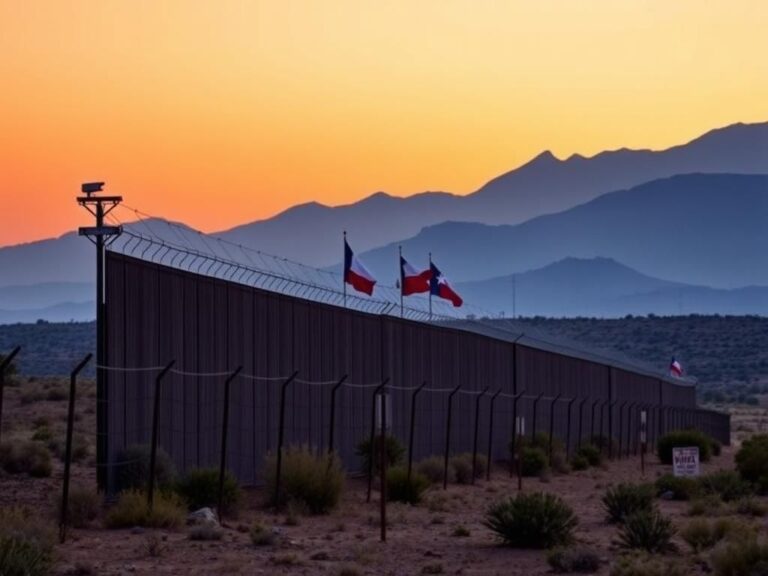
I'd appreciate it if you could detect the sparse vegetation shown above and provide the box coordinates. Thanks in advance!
[571,455,589,471]
[547,546,601,573]
[698,470,752,502]
[687,494,724,517]
[114,444,176,493]
[0,507,55,576]
[0,440,52,477]
[175,467,242,515]
[188,523,223,541]
[710,536,768,576]
[355,435,405,474]
[734,496,767,517]
[484,492,577,548]
[735,434,768,492]
[451,525,470,537]
[416,456,448,484]
[602,483,655,524]
[576,444,603,467]
[654,474,700,501]
[617,510,676,553]
[250,522,276,546]
[56,485,100,528]
[264,446,344,514]
[105,489,186,529]
[519,447,549,477]
[657,430,713,464]
[681,518,752,552]
[610,553,685,576]
[386,466,430,504]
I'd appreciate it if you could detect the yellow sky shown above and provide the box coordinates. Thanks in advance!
[0,0,766,246]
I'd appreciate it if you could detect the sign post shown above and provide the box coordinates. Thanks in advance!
[672,447,700,477]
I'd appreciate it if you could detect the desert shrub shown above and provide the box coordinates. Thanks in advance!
[681,518,752,552]
[450,454,474,484]
[551,450,571,475]
[105,489,185,530]
[688,494,724,517]
[654,474,700,501]
[514,433,565,456]
[734,497,767,517]
[387,466,430,504]
[547,546,601,573]
[52,434,90,464]
[657,430,712,465]
[617,510,676,553]
[0,441,52,477]
[602,483,655,524]
[45,387,67,401]
[452,525,470,537]
[610,553,685,576]
[31,427,52,443]
[264,446,344,514]
[571,455,589,471]
[416,456,448,484]
[735,434,768,491]
[250,522,276,546]
[519,447,549,477]
[356,435,405,474]
[484,492,577,548]
[56,485,100,528]
[175,468,242,515]
[114,444,176,493]
[698,470,752,502]
[710,536,768,576]
[0,507,55,576]
[576,444,602,467]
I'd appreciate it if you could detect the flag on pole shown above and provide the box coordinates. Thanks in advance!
[429,262,463,307]
[344,239,376,295]
[400,255,432,296]
[669,357,683,378]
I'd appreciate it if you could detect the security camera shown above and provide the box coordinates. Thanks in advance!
[81,182,105,194]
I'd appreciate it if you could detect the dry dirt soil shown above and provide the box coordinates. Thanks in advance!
[1,377,764,576]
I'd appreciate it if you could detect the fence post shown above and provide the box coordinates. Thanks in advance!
[217,366,242,522]
[472,387,489,484]
[147,361,175,511]
[588,399,598,447]
[617,401,629,460]
[606,400,617,459]
[327,375,348,455]
[531,393,545,441]
[509,388,527,477]
[0,346,21,447]
[627,402,636,458]
[366,378,390,503]
[548,393,563,464]
[443,385,461,490]
[59,353,92,544]
[486,389,502,481]
[407,382,427,483]
[380,380,387,543]
[566,397,577,459]
[274,370,299,507]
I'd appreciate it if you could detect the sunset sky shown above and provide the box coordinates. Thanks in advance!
[1,0,766,246]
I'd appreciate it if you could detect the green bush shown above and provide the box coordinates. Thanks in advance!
[105,489,186,529]
[175,468,242,515]
[602,483,655,524]
[547,546,600,573]
[250,521,276,546]
[514,432,565,455]
[416,456,448,485]
[31,427,52,443]
[356,435,405,474]
[654,474,700,501]
[610,553,685,576]
[656,430,712,465]
[386,466,430,504]
[734,497,767,517]
[735,434,768,491]
[710,536,768,576]
[698,470,752,502]
[571,455,589,471]
[56,485,100,528]
[264,446,344,514]
[618,510,676,553]
[681,518,752,552]
[0,441,52,477]
[687,494,724,517]
[114,444,176,493]
[519,447,549,477]
[0,508,55,576]
[484,492,577,549]
[576,444,602,467]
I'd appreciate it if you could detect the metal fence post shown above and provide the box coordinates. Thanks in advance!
[589,399,599,446]
[617,401,628,460]
[510,388,527,477]
[606,400,617,458]
[274,371,299,507]
[366,378,390,503]
[566,397,577,459]
[380,381,387,543]
[531,393,545,441]
[486,389,502,481]
[472,387,489,484]
[626,402,636,458]
[407,382,427,482]
[327,375,348,455]
[217,366,242,521]
[548,393,562,464]
[59,353,92,544]
[0,346,21,447]
[148,360,175,511]
[443,385,461,490]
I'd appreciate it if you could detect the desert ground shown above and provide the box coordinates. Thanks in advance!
[1,376,766,576]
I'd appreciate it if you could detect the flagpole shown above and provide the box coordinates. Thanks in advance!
[428,252,433,321]
[399,246,403,319]
[343,230,347,309]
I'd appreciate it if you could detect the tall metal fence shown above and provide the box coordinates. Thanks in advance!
[101,250,729,492]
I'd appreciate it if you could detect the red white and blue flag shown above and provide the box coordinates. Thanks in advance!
[400,256,432,296]
[429,262,463,307]
[669,357,683,378]
[344,239,376,295]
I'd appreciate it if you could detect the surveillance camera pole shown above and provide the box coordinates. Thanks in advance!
[77,182,122,491]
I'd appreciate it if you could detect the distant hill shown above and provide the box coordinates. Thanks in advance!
[359,174,768,289]
[0,282,93,310]
[457,257,768,317]
[0,301,94,325]
[219,121,768,266]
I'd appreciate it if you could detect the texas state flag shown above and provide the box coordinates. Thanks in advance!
[344,239,376,295]
[429,262,463,307]
[400,256,432,296]
[670,357,683,378]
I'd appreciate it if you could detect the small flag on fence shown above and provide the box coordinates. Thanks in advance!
[670,357,684,378]
[344,237,377,296]
[429,261,463,307]
[400,255,431,296]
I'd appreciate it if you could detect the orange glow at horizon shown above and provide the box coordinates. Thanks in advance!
[1,0,767,246]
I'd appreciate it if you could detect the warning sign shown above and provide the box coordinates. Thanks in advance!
[672,447,700,477]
